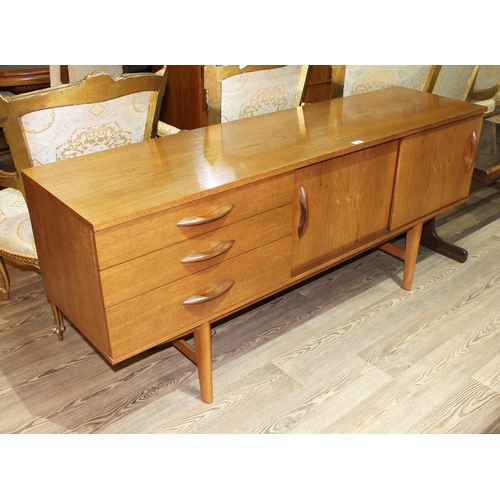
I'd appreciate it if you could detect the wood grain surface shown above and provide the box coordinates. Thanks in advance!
[1,180,500,433]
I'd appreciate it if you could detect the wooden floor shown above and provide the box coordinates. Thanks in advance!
[2,181,500,434]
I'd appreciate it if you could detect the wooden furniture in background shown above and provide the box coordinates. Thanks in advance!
[157,65,332,130]
[0,66,50,94]
[156,65,208,130]
[22,87,484,404]
[331,65,438,98]
[204,65,309,125]
[303,65,332,102]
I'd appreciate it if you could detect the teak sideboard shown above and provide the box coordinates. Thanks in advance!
[22,87,485,403]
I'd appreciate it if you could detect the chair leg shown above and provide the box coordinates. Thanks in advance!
[0,256,10,300]
[49,300,66,340]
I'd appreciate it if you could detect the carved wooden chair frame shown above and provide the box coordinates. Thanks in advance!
[204,65,310,125]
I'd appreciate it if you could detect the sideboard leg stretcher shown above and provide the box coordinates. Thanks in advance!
[172,322,214,403]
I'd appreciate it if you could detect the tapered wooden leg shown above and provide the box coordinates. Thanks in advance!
[380,222,424,291]
[193,322,213,404]
[402,222,423,291]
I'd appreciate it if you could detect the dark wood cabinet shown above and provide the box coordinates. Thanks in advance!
[303,65,332,103]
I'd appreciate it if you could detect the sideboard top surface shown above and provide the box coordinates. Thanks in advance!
[22,86,485,231]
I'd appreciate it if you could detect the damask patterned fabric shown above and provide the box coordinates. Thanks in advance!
[432,66,477,101]
[221,66,304,123]
[474,66,500,91]
[0,187,36,258]
[21,91,152,166]
[343,65,433,96]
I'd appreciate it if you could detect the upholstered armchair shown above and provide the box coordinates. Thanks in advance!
[49,65,181,137]
[0,67,173,338]
[331,65,438,98]
[204,65,309,125]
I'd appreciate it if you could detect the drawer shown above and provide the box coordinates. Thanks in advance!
[95,172,294,269]
[106,236,292,362]
[100,204,292,307]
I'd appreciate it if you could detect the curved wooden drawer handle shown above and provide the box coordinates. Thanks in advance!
[181,240,235,263]
[297,186,308,239]
[464,130,478,173]
[177,204,234,227]
[183,280,235,305]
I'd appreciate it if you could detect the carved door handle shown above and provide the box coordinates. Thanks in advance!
[177,204,234,227]
[181,240,235,263]
[297,186,308,239]
[183,280,235,305]
[464,130,478,173]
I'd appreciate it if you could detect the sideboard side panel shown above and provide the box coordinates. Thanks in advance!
[23,177,110,356]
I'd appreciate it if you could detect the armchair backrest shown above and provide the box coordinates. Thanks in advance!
[468,65,500,100]
[332,65,438,97]
[204,65,309,125]
[49,65,125,86]
[0,67,167,196]
[431,65,479,101]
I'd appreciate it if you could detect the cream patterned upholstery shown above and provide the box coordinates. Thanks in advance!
[204,65,309,125]
[341,65,436,96]
[431,65,479,101]
[0,187,35,257]
[21,92,153,165]
[220,66,307,122]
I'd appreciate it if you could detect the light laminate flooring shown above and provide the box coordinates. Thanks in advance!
[2,182,500,434]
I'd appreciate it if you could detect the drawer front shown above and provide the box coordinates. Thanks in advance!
[391,116,483,229]
[106,236,292,362]
[100,204,292,307]
[95,172,294,269]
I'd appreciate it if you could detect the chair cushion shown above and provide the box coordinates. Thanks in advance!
[471,98,496,114]
[0,188,36,257]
